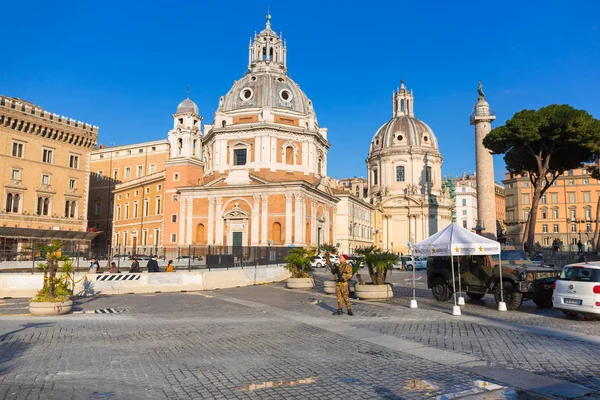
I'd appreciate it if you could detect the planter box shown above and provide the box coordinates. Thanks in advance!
[29,300,73,316]
[324,280,356,295]
[286,277,314,290]
[355,283,393,301]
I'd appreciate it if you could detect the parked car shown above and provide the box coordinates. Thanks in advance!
[426,247,559,310]
[329,255,339,264]
[393,256,427,271]
[553,262,600,316]
[310,255,327,268]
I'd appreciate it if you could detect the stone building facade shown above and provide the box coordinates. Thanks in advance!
[503,166,600,250]
[0,95,99,256]
[332,185,374,255]
[454,174,478,230]
[366,81,453,254]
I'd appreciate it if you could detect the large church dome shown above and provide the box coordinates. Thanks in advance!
[369,82,439,154]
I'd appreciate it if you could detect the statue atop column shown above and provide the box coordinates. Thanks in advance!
[477,80,485,98]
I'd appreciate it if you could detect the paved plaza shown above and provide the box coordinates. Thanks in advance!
[1,271,599,399]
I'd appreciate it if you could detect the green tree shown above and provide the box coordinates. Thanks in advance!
[34,240,71,300]
[483,105,600,252]
[284,247,315,278]
[319,243,337,274]
[355,245,399,285]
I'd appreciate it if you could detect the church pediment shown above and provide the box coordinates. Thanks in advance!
[223,202,249,219]
[382,195,423,207]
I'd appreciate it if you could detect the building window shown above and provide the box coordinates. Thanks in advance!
[156,196,161,214]
[542,224,548,233]
[541,195,547,204]
[373,169,378,185]
[149,164,156,174]
[144,199,149,217]
[42,174,50,185]
[116,206,121,221]
[570,209,576,220]
[96,171,104,182]
[551,193,558,203]
[142,229,148,246]
[133,202,138,218]
[585,208,592,221]
[462,199,467,206]
[137,166,143,177]
[462,220,467,228]
[125,193,130,199]
[523,182,529,187]
[64,200,76,218]
[583,179,589,185]
[171,233,177,243]
[145,188,150,194]
[524,209,530,220]
[171,214,177,223]
[117,194,122,200]
[233,149,247,166]
[568,192,576,203]
[125,204,129,219]
[125,167,131,179]
[541,209,547,219]
[154,228,160,246]
[11,169,21,181]
[395,166,405,182]
[113,169,119,180]
[12,142,24,158]
[95,201,102,216]
[157,184,162,191]
[151,146,156,151]
[523,194,530,204]
[172,194,178,202]
[426,166,432,183]
[571,223,577,233]
[587,223,592,233]
[462,210,467,215]
[42,148,53,164]
[552,209,559,219]
[5,193,20,213]
[69,155,79,169]
[553,224,559,233]
[583,192,591,202]
[568,170,574,176]
[37,197,50,216]
[69,179,76,189]
[139,149,144,154]
[568,180,575,185]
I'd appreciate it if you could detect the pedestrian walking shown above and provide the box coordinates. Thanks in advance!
[129,258,140,273]
[401,252,406,271]
[166,260,174,273]
[577,240,583,255]
[332,254,354,316]
[89,257,100,274]
[146,255,160,273]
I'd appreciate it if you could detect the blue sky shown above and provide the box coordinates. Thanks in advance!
[2,0,599,184]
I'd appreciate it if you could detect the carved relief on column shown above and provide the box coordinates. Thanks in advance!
[178,196,186,245]
[294,193,305,245]
[186,198,193,245]
[261,195,268,244]
[215,197,223,245]
[251,194,260,245]
[285,193,293,245]
[207,197,215,245]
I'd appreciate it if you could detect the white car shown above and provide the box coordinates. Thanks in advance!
[329,255,339,264]
[310,255,327,268]
[394,257,427,271]
[553,262,600,316]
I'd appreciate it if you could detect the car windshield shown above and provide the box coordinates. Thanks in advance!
[491,250,529,262]
[559,266,600,282]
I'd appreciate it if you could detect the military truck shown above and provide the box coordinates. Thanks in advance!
[426,247,559,310]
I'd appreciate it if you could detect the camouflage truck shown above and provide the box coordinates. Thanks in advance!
[426,247,559,310]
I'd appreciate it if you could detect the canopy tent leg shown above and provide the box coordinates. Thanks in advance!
[450,255,461,316]
[457,257,465,306]
[497,253,507,311]
[410,247,418,309]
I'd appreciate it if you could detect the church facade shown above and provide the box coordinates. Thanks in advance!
[366,82,453,254]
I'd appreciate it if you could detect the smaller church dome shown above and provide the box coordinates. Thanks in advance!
[176,98,199,115]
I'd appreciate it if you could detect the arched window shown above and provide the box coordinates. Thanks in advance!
[196,223,205,244]
[37,197,43,215]
[70,201,76,218]
[272,222,282,244]
[317,158,323,175]
[12,194,19,213]
[426,166,432,183]
[401,99,405,112]
[285,147,294,165]
[552,208,559,219]
[177,138,183,155]
[64,201,70,217]
[5,194,12,213]
[396,166,405,182]
[43,198,50,216]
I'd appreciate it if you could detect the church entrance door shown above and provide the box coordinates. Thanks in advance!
[232,232,243,247]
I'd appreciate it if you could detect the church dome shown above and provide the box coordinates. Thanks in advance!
[176,98,199,115]
[369,82,439,154]
[219,72,314,116]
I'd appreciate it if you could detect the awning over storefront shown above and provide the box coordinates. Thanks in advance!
[0,227,101,241]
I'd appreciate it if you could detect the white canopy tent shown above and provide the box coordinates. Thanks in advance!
[412,223,506,313]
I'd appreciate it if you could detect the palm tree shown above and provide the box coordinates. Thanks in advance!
[35,240,69,298]
[284,247,315,278]
[355,245,399,285]
[320,244,337,272]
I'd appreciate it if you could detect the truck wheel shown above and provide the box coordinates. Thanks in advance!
[494,281,523,310]
[466,292,485,300]
[533,292,553,308]
[431,278,452,301]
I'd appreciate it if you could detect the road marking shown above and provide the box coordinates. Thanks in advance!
[187,292,214,298]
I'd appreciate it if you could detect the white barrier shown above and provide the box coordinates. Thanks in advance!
[0,265,290,298]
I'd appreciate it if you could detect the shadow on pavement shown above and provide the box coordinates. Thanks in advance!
[0,322,54,375]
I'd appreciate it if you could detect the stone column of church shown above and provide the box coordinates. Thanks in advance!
[294,193,304,245]
[178,197,186,245]
[311,200,317,244]
[261,195,268,244]
[207,198,215,245]
[186,198,193,245]
[471,89,497,237]
[215,197,223,245]
[285,193,293,244]
[251,195,260,245]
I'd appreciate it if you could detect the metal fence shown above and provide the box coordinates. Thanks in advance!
[0,238,93,273]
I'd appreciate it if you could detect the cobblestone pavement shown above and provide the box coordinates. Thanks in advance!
[0,278,599,399]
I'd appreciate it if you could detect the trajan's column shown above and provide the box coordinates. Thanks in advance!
[470,81,497,238]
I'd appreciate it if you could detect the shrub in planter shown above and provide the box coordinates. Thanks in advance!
[285,247,315,289]
[353,246,398,300]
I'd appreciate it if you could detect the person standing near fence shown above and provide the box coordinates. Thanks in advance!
[146,255,160,273]
[332,254,354,316]
[129,258,140,273]
[166,260,174,272]
[89,257,100,274]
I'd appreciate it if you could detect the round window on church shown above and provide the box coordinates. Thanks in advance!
[250,76,257,81]
[240,88,253,101]
[279,89,292,102]
[423,136,429,142]
[397,135,403,141]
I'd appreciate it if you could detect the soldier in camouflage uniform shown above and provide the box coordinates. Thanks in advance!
[332,254,354,316]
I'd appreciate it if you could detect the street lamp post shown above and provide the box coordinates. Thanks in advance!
[391,241,394,254]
